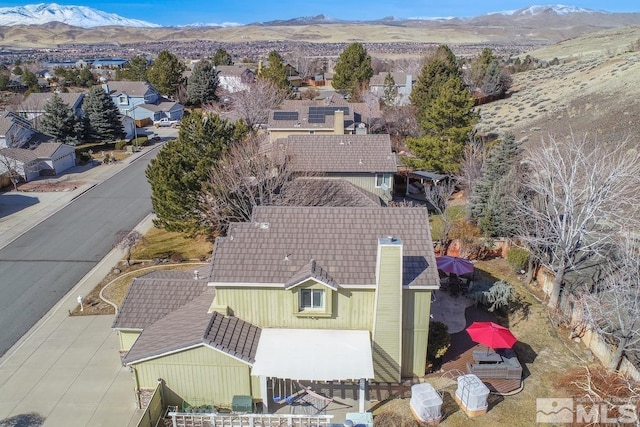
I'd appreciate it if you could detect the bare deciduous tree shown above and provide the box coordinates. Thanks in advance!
[516,134,640,309]
[114,230,143,266]
[199,136,375,235]
[199,136,298,235]
[423,179,457,256]
[458,133,488,194]
[582,236,640,371]
[230,78,286,129]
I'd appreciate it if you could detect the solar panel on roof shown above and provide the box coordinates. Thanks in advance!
[307,106,348,124]
[273,111,299,121]
[308,114,326,123]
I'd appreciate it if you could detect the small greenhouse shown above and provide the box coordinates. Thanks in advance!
[455,374,489,417]
[409,383,443,424]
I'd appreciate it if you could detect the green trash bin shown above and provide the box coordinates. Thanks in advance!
[232,395,253,412]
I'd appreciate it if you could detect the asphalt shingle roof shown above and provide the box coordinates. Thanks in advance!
[273,134,397,174]
[105,81,154,97]
[209,206,439,289]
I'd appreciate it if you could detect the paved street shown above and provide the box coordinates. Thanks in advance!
[0,146,159,357]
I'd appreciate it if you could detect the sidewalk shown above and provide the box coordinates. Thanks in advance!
[0,144,160,426]
[0,142,158,250]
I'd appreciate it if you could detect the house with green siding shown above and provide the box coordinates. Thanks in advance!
[268,134,397,204]
[113,206,439,412]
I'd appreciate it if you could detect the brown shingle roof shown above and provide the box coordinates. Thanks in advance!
[208,206,439,289]
[112,270,208,330]
[281,178,382,207]
[273,134,397,174]
[123,289,261,364]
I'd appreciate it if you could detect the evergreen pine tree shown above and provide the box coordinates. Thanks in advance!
[332,42,373,99]
[145,112,249,234]
[147,50,186,97]
[404,77,477,173]
[82,86,124,141]
[212,48,233,66]
[260,51,290,91]
[382,72,398,106]
[410,45,460,118]
[116,56,149,81]
[468,133,521,237]
[187,60,219,106]
[38,93,81,145]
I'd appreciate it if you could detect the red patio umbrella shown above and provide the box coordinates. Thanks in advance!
[435,256,474,276]
[466,321,517,350]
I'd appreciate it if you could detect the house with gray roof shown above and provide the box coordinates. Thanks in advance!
[114,206,439,413]
[0,111,41,149]
[369,72,415,106]
[0,142,75,183]
[269,134,397,203]
[214,65,256,93]
[18,92,85,124]
[102,81,183,126]
[268,98,383,141]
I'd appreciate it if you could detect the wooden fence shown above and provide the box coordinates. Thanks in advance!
[135,382,165,427]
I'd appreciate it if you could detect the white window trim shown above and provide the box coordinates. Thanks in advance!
[375,173,392,188]
[300,288,324,311]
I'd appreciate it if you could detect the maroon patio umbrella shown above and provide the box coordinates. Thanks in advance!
[466,321,517,350]
[435,256,474,276]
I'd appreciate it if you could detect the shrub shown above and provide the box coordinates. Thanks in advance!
[469,280,516,312]
[75,150,92,165]
[427,321,450,362]
[114,140,127,150]
[131,135,149,147]
[169,252,184,263]
[507,247,529,272]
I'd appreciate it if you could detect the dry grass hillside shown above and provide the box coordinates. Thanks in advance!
[477,26,640,145]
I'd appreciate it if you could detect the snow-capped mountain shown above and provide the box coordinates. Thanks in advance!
[0,3,160,28]
[492,4,601,16]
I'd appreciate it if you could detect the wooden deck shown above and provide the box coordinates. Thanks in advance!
[425,344,523,395]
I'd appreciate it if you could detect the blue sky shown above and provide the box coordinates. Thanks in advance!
[2,1,640,26]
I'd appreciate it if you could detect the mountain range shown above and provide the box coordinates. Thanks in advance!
[1,3,639,29]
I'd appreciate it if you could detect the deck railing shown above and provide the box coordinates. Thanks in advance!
[168,412,334,427]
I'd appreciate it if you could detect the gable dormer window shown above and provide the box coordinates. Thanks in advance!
[119,95,127,105]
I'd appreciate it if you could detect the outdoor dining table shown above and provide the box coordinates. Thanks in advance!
[472,350,503,364]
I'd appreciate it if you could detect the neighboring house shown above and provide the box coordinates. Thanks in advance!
[269,134,397,203]
[0,142,75,182]
[114,206,439,412]
[120,115,136,140]
[369,72,415,106]
[102,81,183,126]
[267,98,382,142]
[17,92,85,124]
[215,65,256,93]
[0,111,41,149]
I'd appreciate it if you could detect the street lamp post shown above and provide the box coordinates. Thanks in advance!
[126,105,139,149]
